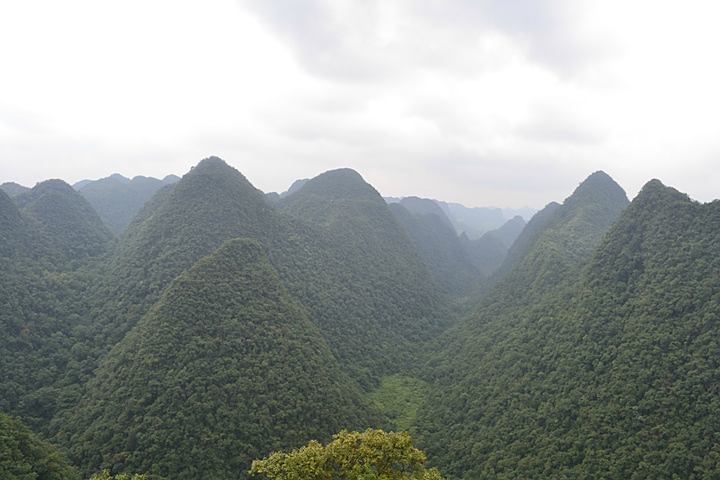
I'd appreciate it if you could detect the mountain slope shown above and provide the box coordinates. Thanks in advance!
[0,182,30,198]
[15,180,113,263]
[389,202,481,295]
[278,169,448,381]
[482,215,526,249]
[417,171,630,478]
[61,239,379,479]
[76,174,180,234]
[0,413,79,480]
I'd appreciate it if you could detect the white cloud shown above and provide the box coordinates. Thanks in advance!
[1,0,719,207]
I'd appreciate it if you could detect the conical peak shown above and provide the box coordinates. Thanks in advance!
[191,156,231,173]
[181,157,262,197]
[565,171,628,209]
[299,168,378,200]
[30,179,75,196]
[632,178,692,207]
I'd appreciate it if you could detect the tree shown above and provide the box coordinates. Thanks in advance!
[250,429,444,480]
[89,471,147,480]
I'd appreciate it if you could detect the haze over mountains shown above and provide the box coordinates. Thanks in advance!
[1,157,719,479]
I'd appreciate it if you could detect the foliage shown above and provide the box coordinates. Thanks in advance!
[366,376,428,433]
[388,202,483,295]
[76,173,179,235]
[250,429,444,480]
[417,176,720,478]
[89,470,147,480]
[0,412,79,480]
[60,238,381,479]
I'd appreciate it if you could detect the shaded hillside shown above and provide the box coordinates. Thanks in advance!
[76,173,179,235]
[416,175,720,479]
[60,239,379,479]
[0,182,30,198]
[0,183,110,429]
[0,413,79,480]
[389,202,482,295]
[277,169,448,382]
[481,215,526,249]
[435,201,506,238]
[15,180,113,263]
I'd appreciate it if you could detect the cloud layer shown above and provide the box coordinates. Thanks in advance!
[1,0,719,207]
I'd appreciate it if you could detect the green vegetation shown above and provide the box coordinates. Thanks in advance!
[0,413,79,480]
[417,175,720,478]
[60,238,380,479]
[5,162,720,480]
[366,376,428,432]
[89,471,147,480]
[76,173,179,235]
[250,429,444,480]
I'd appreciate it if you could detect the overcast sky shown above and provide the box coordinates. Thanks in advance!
[1,0,719,207]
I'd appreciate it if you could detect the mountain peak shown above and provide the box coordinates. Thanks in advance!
[191,155,230,173]
[565,170,628,211]
[294,168,378,200]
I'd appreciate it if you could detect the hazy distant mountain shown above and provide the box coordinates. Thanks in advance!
[389,201,482,294]
[480,215,526,249]
[0,181,30,198]
[386,196,536,239]
[74,173,180,235]
[281,178,309,197]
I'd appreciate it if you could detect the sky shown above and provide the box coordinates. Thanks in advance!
[1,0,719,208]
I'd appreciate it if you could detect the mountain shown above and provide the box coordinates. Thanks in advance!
[389,202,482,295]
[0,182,30,198]
[0,181,111,429]
[14,180,113,264]
[0,189,24,255]
[417,174,715,478]
[456,215,528,278]
[396,197,455,231]
[435,202,507,238]
[60,239,379,479]
[74,173,180,235]
[277,169,448,382]
[280,178,308,198]
[481,215,526,249]
[0,413,79,480]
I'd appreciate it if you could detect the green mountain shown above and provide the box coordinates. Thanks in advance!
[0,182,31,198]
[277,169,447,381]
[15,180,114,263]
[389,202,482,295]
[416,175,720,479]
[397,197,455,231]
[0,413,79,480]
[0,181,111,429]
[60,239,379,479]
[75,173,180,235]
[481,215,526,249]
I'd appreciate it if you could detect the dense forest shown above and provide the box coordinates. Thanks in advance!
[2,158,719,479]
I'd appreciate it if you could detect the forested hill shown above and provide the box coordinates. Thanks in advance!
[59,239,381,479]
[14,180,114,263]
[0,412,79,480]
[74,173,180,235]
[388,201,482,295]
[276,168,448,381]
[492,170,629,295]
[416,177,720,478]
